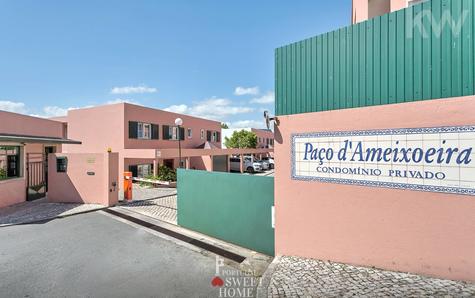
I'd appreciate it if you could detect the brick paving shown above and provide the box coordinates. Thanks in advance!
[119,195,177,224]
[119,184,177,201]
[0,199,104,226]
[259,256,475,298]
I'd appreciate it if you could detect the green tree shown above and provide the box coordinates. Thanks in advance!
[224,130,257,149]
[221,123,229,129]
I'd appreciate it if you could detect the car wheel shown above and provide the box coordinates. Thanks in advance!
[270,164,274,169]
[247,167,254,174]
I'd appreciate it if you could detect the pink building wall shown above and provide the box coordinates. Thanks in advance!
[251,128,274,149]
[0,111,65,208]
[62,103,222,184]
[48,153,118,206]
[124,103,221,150]
[352,0,407,24]
[0,110,65,138]
[274,96,475,282]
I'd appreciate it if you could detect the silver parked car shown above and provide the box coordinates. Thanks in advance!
[230,157,262,173]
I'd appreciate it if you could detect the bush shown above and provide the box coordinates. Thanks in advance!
[0,168,6,180]
[140,165,177,187]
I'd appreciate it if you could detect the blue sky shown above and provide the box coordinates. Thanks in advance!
[0,0,350,128]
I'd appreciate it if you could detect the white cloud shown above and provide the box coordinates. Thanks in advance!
[110,85,157,95]
[234,86,260,96]
[250,91,274,104]
[0,100,27,114]
[164,104,188,114]
[164,97,254,121]
[41,106,69,117]
[229,119,266,129]
[106,98,140,105]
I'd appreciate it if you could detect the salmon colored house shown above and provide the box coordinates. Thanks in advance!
[61,103,223,179]
[0,110,81,208]
[275,0,475,282]
[221,128,274,149]
[352,0,413,24]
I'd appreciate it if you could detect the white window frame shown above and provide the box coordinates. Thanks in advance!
[169,126,179,140]
[137,122,151,140]
[187,128,192,139]
[200,129,205,140]
[137,164,151,178]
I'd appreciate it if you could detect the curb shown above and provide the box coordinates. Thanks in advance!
[0,205,108,228]
[257,255,281,298]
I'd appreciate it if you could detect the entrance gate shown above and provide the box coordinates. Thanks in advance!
[26,153,47,201]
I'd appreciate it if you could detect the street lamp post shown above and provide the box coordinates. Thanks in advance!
[175,118,183,168]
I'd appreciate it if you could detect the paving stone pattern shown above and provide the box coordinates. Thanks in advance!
[0,200,104,226]
[119,195,177,224]
[266,256,475,298]
[119,185,177,201]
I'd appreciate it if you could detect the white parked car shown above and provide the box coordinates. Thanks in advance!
[256,159,270,170]
[230,157,262,173]
[261,157,274,169]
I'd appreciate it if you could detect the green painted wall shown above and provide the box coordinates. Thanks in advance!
[275,0,475,116]
[177,169,275,256]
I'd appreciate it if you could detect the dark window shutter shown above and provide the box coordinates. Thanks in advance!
[207,130,212,141]
[129,165,138,177]
[179,127,185,140]
[216,132,221,142]
[163,125,170,140]
[129,121,138,139]
[151,124,159,140]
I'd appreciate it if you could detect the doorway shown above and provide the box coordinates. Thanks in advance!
[26,153,47,201]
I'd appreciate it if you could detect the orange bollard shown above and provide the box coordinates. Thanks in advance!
[123,171,133,201]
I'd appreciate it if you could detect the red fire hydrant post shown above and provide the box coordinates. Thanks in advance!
[123,171,133,201]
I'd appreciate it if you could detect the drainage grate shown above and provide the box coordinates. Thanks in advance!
[104,209,246,263]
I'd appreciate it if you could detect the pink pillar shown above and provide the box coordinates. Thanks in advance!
[227,155,231,172]
[209,156,214,171]
[240,154,244,173]
[185,157,190,169]
[153,159,158,176]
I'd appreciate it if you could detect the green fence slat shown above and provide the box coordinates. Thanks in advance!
[339,28,347,109]
[346,27,353,108]
[421,0,432,100]
[388,12,397,104]
[462,0,474,96]
[323,33,329,111]
[353,25,359,108]
[317,35,323,111]
[451,0,463,97]
[274,0,475,115]
[334,30,341,109]
[381,14,389,105]
[328,31,335,110]
[366,20,374,106]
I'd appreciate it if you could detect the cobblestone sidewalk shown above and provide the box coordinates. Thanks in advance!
[0,199,105,226]
[119,184,177,201]
[258,256,475,298]
[119,195,177,224]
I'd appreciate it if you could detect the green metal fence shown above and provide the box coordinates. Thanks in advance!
[177,169,275,256]
[275,0,475,116]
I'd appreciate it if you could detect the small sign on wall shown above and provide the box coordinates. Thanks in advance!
[291,126,475,196]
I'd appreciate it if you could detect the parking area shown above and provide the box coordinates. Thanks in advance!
[0,211,252,298]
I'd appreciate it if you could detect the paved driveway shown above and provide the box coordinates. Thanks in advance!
[0,212,250,298]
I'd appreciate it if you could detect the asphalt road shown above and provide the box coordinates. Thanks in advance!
[0,211,245,298]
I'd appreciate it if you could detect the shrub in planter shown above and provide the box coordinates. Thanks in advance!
[140,165,177,187]
[0,168,7,180]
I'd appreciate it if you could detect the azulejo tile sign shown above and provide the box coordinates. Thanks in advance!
[291,126,475,196]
